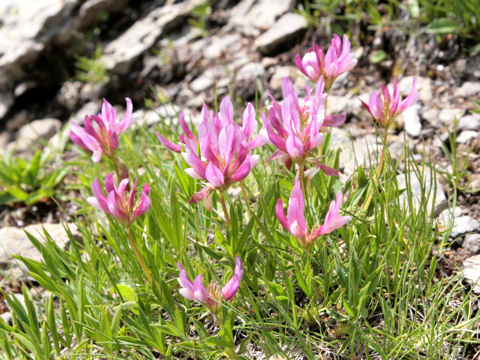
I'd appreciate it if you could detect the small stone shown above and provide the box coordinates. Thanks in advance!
[255,13,308,55]
[190,66,227,93]
[437,207,462,227]
[468,174,480,192]
[0,92,14,120]
[236,62,264,82]
[422,107,440,126]
[456,130,479,144]
[327,95,362,115]
[463,255,480,293]
[13,118,62,154]
[0,224,79,271]
[463,234,480,254]
[204,34,242,59]
[398,76,432,103]
[6,110,28,131]
[453,81,480,98]
[450,216,480,238]
[458,114,480,131]
[269,66,297,90]
[438,108,465,126]
[397,170,447,216]
[402,104,422,137]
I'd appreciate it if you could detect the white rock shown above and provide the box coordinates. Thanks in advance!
[463,234,480,253]
[456,130,479,144]
[398,76,432,102]
[438,108,465,126]
[437,207,462,226]
[453,81,480,98]
[397,170,447,216]
[236,62,265,82]
[463,255,480,293]
[422,107,440,126]
[402,104,422,137]
[190,66,227,93]
[269,66,297,90]
[327,94,362,115]
[255,13,308,55]
[0,92,14,120]
[458,114,480,131]
[204,34,242,60]
[12,118,62,154]
[450,216,480,238]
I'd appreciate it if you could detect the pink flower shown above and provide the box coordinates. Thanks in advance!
[87,172,150,226]
[177,256,243,310]
[276,181,350,247]
[157,96,265,203]
[295,34,357,91]
[70,98,133,162]
[264,77,343,175]
[359,77,419,129]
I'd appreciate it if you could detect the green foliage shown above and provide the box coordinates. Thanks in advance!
[74,45,109,86]
[0,150,68,205]
[188,2,212,37]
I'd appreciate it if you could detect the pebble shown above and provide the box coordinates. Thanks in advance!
[438,108,465,127]
[458,114,480,131]
[450,216,480,238]
[398,76,432,103]
[269,66,297,90]
[255,13,308,55]
[437,207,462,227]
[463,255,480,293]
[11,118,62,154]
[453,81,480,98]
[462,234,480,254]
[327,94,362,115]
[204,33,242,60]
[456,130,479,144]
[0,92,14,120]
[402,104,422,137]
[236,62,265,82]
[190,66,227,93]
[422,107,440,126]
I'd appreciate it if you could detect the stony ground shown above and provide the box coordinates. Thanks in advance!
[0,0,479,328]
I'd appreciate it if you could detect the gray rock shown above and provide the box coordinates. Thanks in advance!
[437,207,462,227]
[236,62,265,82]
[438,108,465,126]
[453,81,480,98]
[398,76,432,103]
[6,111,28,131]
[269,66,297,90]
[204,33,242,60]
[255,13,308,55]
[228,0,295,36]
[450,216,480,238]
[397,170,447,216]
[463,255,480,293]
[0,224,78,268]
[327,94,363,115]
[463,234,480,254]
[75,0,128,30]
[11,118,62,154]
[422,107,440,127]
[339,133,381,178]
[468,174,480,192]
[134,104,180,128]
[71,101,100,125]
[402,104,422,137]
[190,66,227,93]
[456,130,479,144]
[0,0,78,84]
[458,114,480,131]
[103,1,202,74]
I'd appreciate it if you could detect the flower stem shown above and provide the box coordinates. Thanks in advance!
[362,129,389,212]
[220,192,231,227]
[112,155,129,180]
[299,162,306,200]
[127,227,153,284]
[240,182,252,219]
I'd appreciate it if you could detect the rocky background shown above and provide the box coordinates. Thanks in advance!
[0,0,479,319]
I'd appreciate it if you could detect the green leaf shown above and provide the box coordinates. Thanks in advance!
[113,284,136,302]
[369,50,386,64]
[426,18,460,34]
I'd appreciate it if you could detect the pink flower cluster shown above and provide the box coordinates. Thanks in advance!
[177,256,243,311]
[157,96,265,203]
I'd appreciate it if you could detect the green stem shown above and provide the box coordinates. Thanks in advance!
[299,162,306,200]
[240,182,252,219]
[127,227,153,284]
[220,192,231,227]
[362,129,389,212]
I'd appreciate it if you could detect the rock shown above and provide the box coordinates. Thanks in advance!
[269,66,297,90]
[11,118,62,154]
[0,0,79,84]
[190,66,227,93]
[422,107,440,127]
[453,81,480,98]
[458,114,480,131]
[456,130,479,144]
[463,255,480,293]
[134,104,180,128]
[468,174,480,192]
[75,0,128,30]
[437,207,462,227]
[204,33,242,60]
[255,13,308,55]
[339,133,380,177]
[327,95,363,115]
[103,1,201,74]
[228,0,295,36]
[398,76,432,103]
[0,92,14,120]
[438,108,465,126]
[449,216,480,238]
[397,170,447,216]
[463,234,480,254]
[402,104,422,137]
[0,224,78,269]
[6,111,28,131]
[236,62,265,82]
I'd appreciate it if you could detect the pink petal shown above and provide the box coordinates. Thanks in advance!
[205,163,224,188]
[324,113,346,127]
[117,97,134,134]
[242,102,256,140]
[156,132,182,153]
[222,256,243,300]
[219,96,234,124]
[275,198,289,230]
[287,181,306,235]
[230,158,252,183]
[193,275,209,304]
[189,186,212,204]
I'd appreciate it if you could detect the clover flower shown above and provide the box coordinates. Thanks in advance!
[295,34,357,92]
[177,256,243,311]
[70,98,133,162]
[360,77,419,129]
[157,96,265,203]
[87,172,150,226]
[276,181,350,247]
[264,77,344,174]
